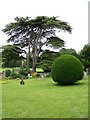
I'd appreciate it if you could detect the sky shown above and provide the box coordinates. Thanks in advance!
[0,0,89,53]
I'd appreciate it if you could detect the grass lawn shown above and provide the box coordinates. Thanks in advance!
[2,76,88,118]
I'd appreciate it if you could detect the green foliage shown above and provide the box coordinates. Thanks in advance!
[10,69,20,79]
[2,45,25,68]
[2,16,72,71]
[81,59,90,69]
[40,60,52,72]
[46,37,65,49]
[5,69,11,77]
[80,44,90,61]
[51,54,84,85]
[9,67,29,79]
[79,44,90,69]
[39,50,59,72]
[60,48,80,58]
[19,67,29,78]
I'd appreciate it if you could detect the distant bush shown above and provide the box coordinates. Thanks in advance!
[5,69,11,77]
[51,54,84,85]
[40,61,52,73]
[10,67,28,79]
[10,69,20,79]
[19,67,28,76]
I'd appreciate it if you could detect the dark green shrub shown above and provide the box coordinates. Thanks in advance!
[8,67,29,79]
[19,67,29,77]
[40,61,52,72]
[5,69,11,77]
[10,69,20,79]
[51,54,84,85]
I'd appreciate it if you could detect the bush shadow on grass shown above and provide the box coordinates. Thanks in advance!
[53,80,87,87]
[0,81,8,84]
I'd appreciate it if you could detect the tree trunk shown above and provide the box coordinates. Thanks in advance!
[27,38,31,68]
[27,28,33,69]
[32,58,37,72]
[32,42,37,72]
[32,29,42,72]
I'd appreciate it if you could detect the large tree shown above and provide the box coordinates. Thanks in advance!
[3,16,72,71]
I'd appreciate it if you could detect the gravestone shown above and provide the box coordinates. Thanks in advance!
[39,73,44,80]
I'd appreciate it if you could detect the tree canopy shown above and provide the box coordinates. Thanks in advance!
[3,16,72,71]
[2,45,25,67]
[60,48,78,56]
[39,49,60,72]
[79,44,90,70]
[80,44,90,61]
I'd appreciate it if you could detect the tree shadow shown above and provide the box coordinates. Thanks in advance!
[53,81,87,87]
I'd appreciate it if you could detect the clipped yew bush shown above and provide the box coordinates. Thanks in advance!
[51,54,84,85]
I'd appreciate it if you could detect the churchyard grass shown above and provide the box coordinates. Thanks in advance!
[2,76,88,118]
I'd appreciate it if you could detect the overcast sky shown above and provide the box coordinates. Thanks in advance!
[0,0,89,52]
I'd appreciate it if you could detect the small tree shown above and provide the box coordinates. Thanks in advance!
[2,45,25,68]
[79,44,90,70]
[80,44,90,61]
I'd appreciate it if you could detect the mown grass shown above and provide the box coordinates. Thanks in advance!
[2,76,88,118]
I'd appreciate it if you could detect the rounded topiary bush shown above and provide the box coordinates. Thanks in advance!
[51,54,84,85]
